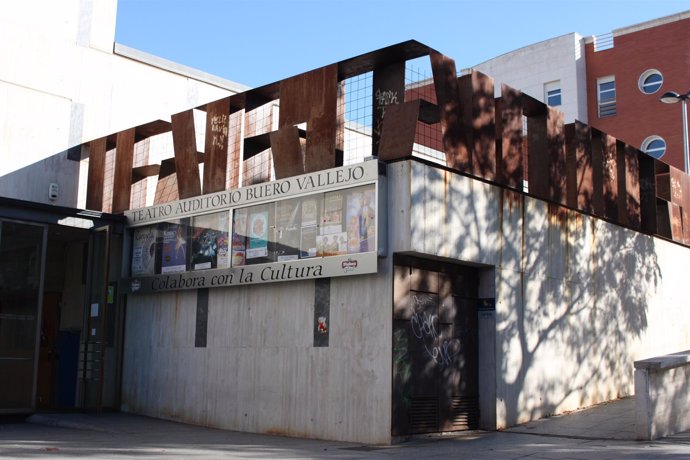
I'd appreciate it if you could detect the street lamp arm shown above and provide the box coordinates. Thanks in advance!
[659,89,690,173]
[660,91,682,103]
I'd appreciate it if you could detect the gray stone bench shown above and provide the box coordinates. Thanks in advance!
[634,350,690,440]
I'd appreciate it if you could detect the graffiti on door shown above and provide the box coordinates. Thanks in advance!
[411,294,460,367]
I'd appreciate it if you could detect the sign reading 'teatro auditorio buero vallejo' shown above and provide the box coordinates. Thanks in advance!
[121,160,384,294]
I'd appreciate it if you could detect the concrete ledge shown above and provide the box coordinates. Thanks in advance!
[635,350,690,440]
[634,350,690,370]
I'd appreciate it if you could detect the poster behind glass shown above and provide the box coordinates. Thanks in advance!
[131,226,158,276]
[345,185,376,253]
[274,197,301,261]
[160,219,188,273]
[230,183,376,267]
[190,211,230,270]
[129,183,378,274]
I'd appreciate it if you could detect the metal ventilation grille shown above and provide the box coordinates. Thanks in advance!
[410,396,439,433]
[448,396,479,430]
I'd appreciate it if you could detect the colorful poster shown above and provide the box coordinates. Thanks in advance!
[316,231,348,257]
[191,213,222,270]
[321,191,343,234]
[301,198,318,228]
[216,212,230,268]
[131,226,157,276]
[247,210,269,259]
[274,199,300,261]
[346,187,376,253]
[161,222,187,273]
[217,231,229,268]
[231,208,248,266]
[300,226,318,258]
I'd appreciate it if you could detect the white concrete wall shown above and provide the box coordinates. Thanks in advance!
[472,33,588,124]
[120,160,690,442]
[121,263,394,444]
[0,0,247,207]
[392,160,690,429]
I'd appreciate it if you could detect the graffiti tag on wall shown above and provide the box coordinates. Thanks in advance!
[411,294,460,367]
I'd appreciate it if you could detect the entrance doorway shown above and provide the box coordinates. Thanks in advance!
[392,255,479,436]
[0,208,124,414]
[36,224,124,412]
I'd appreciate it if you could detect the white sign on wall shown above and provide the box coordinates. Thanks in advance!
[122,161,384,293]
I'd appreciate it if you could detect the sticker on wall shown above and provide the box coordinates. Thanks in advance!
[317,316,328,333]
[313,278,330,347]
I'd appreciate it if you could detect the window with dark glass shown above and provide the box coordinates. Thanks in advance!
[641,136,666,159]
[638,70,663,95]
[544,81,562,107]
[597,77,616,118]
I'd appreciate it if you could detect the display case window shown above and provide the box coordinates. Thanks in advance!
[128,183,377,275]
[190,212,229,271]
[230,183,376,267]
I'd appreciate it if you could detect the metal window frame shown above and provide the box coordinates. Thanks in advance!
[597,76,617,118]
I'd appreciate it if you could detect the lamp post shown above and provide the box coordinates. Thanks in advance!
[660,90,690,174]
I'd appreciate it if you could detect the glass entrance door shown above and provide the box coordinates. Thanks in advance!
[0,220,47,413]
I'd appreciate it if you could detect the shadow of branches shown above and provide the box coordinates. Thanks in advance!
[406,158,663,429]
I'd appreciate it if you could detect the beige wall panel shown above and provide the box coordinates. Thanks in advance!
[123,269,393,444]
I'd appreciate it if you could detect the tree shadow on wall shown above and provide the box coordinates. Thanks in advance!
[409,163,662,429]
[500,197,661,427]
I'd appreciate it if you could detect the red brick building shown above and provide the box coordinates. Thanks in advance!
[585,12,690,169]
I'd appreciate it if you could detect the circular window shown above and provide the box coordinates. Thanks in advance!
[638,69,663,94]
[641,136,666,159]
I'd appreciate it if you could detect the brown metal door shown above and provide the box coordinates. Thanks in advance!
[392,257,478,436]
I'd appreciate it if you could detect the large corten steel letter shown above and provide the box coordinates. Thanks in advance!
[86,137,107,211]
[658,200,683,241]
[278,64,338,173]
[565,122,593,212]
[377,100,421,161]
[497,85,524,189]
[430,52,469,171]
[524,94,548,200]
[590,129,606,217]
[638,153,657,234]
[547,106,566,205]
[602,132,618,222]
[620,142,641,230]
[457,71,496,180]
[270,126,305,179]
[153,158,180,204]
[372,61,405,156]
[171,109,202,199]
[203,98,231,194]
[682,174,690,244]
[656,162,686,243]
[112,128,135,214]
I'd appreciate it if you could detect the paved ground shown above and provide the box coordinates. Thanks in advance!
[1,397,689,459]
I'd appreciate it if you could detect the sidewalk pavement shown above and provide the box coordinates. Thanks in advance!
[504,396,637,440]
[0,397,688,459]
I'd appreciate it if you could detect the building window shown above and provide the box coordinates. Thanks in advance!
[597,76,616,118]
[638,69,663,94]
[544,81,562,106]
[641,136,666,159]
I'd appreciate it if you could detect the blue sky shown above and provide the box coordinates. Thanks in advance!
[116,0,688,88]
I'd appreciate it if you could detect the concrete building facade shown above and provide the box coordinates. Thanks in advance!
[470,32,588,125]
[0,0,247,208]
[2,2,690,447]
